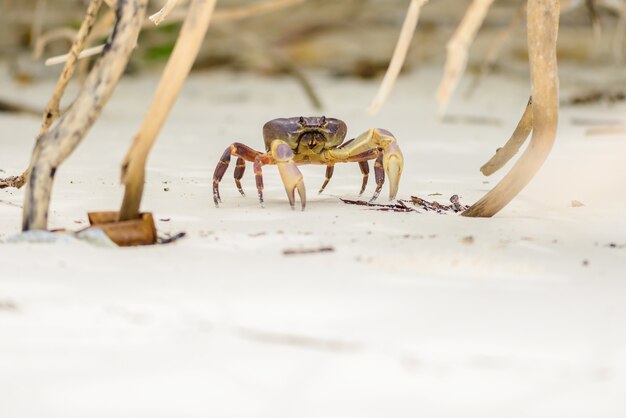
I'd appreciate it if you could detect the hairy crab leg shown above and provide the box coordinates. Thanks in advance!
[253,157,266,207]
[212,142,262,206]
[234,157,246,195]
[318,164,335,194]
[371,152,385,202]
[270,139,306,210]
[358,161,369,196]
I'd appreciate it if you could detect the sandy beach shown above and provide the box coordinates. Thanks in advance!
[1,62,626,417]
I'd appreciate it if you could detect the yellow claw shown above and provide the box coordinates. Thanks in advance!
[272,140,307,210]
[383,141,403,201]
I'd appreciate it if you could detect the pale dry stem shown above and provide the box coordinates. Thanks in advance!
[39,0,104,133]
[119,0,218,221]
[479,97,533,176]
[44,0,304,66]
[437,0,495,115]
[0,0,103,190]
[45,45,106,66]
[463,0,560,217]
[22,0,147,230]
[149,0,182,25]
[367,0,428,115]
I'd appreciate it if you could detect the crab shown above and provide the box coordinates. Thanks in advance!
[212,116,404,209]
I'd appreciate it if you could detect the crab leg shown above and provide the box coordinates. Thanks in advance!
[270,139,306,210]
[318,164,335,194]
[358,161,369,196]
[234,157,246,195]
[253,156,268,207]
[212,142,262,206]
[372,152,385,202]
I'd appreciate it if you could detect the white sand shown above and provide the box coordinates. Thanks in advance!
[1,63,626,417]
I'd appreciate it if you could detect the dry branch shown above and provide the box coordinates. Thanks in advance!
[118,0,218,221]
[0,0,104,191]
[463,0,560,217]
[480,97,533,176]
[22,0,147,230]
[45,45,106,66]
[367,0,428,115]
[149,0,182,25]
[437,0,495,114]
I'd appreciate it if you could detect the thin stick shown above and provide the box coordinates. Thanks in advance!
[39,0,103,133]
[44,0,303,67]
[118,0,218,221]
[22,0,147,230]
[149,0,181,25]
[437,0,495,115]
[463,0,560,217]
[480,97,533,176]
[367,0,428,115]
[45,45,106,66]
[0,0,103,191]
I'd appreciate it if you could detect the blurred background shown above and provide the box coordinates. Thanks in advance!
[0,0,624,88]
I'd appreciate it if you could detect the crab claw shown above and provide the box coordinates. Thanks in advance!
[383,140,403,201]
[271,140,306,210]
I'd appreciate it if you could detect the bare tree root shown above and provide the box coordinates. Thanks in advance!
[463,0,560,218]
[0,0,104,191]
[367,0,428,115]
[437,0,495,115]
[479,97,533,176]
[22,0,147,231]
[118,0,218,221]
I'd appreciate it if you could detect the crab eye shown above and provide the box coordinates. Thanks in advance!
[320,116,327,126]
[298,116,305,126]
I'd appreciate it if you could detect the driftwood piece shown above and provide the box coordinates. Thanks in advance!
[437,0,495,114]
[463,0,560,217]
[480,97,533,176]
[118,0,218,221]
[22,0,147,231]
[367,0,428,115]
[0,0,104,191]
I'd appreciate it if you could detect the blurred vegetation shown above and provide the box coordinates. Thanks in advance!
[0,0,624,83]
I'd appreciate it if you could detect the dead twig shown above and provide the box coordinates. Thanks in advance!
[1,0,104,191]
[480,97,533,176]
[118,0,218,221]
[22,0,147,231]
[149,0,182,25]
[437,0,495,115]
[367,0,428,115]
